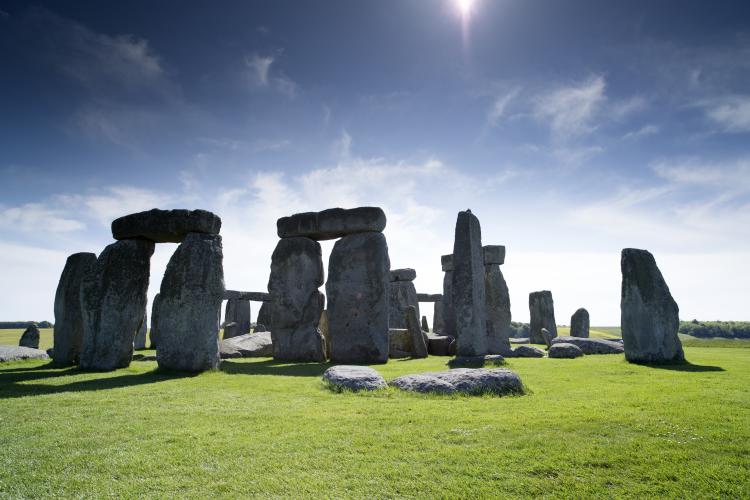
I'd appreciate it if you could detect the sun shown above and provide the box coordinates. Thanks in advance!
[456,0,475,17]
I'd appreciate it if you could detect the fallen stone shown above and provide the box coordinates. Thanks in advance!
[389,374,456,394]
[19,324,40,349]
[483,245,506,265]
[406,306,428,358]
[134,310,148,350]
[405,368,523,396]
[621,248,684,363]
[0,345,50,363]
[452,210,487,356]
[552,336,624,355]
[278,207,386,240]
[416,293,443,302]
[323,365,387,392]
[529,290,557,344]
[156,233,224,372]
[570,308,590,338]
[511,345,545,358]
[112,209,221,243]
[548,342,584,358]
[79,239,154,371]
[53,252,97,367]
[219,331,273,358]
[223,290,271,302]
[390,268,416,282]
[427,335,454,356]
[448,354,505,368]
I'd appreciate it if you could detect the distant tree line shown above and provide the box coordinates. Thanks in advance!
[0,321,53,329]
[509,322,530,338]
[679,320,750,339]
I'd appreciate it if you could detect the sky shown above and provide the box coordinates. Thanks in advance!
[1,0,749,325]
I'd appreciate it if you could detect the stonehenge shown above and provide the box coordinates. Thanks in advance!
[483,244,511,354]
[416,293,444,334]
[421,316,429,331]
[277,207,386,240]
[223,299,251,339]
[529,291,557,345]
[570,308,590,338]
[621,248,684,363]
[111,209,221,243]
[441,254,456,337]
[134,310,148,350]
[388,268,419,329]
[53,252,96,366]
[405,306,428,358]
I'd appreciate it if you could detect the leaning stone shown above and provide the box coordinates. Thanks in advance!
[390,268,416,282]
[548,343,584,358]
[327,232,390,364]
[485,263,511,354]
[452,210,487,356]
[323,365,387,392]
[552,336,624,355]
[268,237,326,362]
[149,293,162,349]
[570,308,590,338]
[448,354,505,368]
[53,252,97,367]
[483,245,506,265]
[278,207,386,240]
[421,368,523,396]
[219,331,273,359]
[511,345,545,358]
[416,293,443,302]
[80,239,154,371]
[223,299,251,339]
[389,374,456,394]
[621,248,684,363]
[389,279,420,329]
[133,310,148,350]
[427,335,454,356]
[19,324,40,349]
[112,209,221,243]
[529,291,557,344]
[156,233,224,372]
[0,345,50,363]
[406,306,428,358]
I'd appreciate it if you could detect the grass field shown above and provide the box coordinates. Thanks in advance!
[1,329,749,498]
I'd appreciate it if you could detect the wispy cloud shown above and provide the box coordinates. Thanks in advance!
[699,95,750,133]
[0,203,86,233]
[622,124,659,140]
[245,52,297,98]
[486,87,520,126]
[533,75,607,139]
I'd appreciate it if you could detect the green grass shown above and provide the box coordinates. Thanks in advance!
[0,342,748,498]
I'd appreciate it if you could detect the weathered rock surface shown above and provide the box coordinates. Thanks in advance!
[570,308,590,338]
[0,345,50,363]
[256,301,272,333]
[441,270,456,336]
[511,345,545,358]
[485,263,511,354]
[53,252,97,367]
[219,331,273,358]
[112,209,221,243]
[277,207,386,240]
[223,290,271,302]
[483,245,506,265]
[416,293,443,302]
[19,324,40,349]
[389,374,456,394]
[427,335,454,356]
[541,328,554,349]
[323,365,387,392]
[223,299,251,339]
[452,210,487,356]
[433,300,444,334]
[621,248,684,363]
[551,336,624,355]
[327,232,390,364]
[134,310,148,350]
[389,279,419,329]
[421,316,429,331]
[389,328,412,355]
[79,239,154,371]
[548,342,584,358]
[529,291,557,344]
[156,233,224,372]
[393,368,523,396]
[441,254,454,272]
[149,293,162,349]
[406,306,428,358]
[268,237,326,362]
[390,268,416,282]
[448,354,505,367]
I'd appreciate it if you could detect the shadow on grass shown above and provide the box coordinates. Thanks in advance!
[220,359,332,377]
[641,361,725,372]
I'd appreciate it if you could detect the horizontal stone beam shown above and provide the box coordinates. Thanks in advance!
[483,245,506,265]
[416,293,443,302]
[277,207,386,241]
[389,268,416,282]
[441,254,453,272]
[223,290,271,302]
[112,209,221,243]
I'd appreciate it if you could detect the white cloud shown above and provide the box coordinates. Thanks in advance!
[487,88,520,126]
[533,75,607,139]
[701,95,750,133]
[245,52,298,98]
[622,124,659,140]
[0,203,86,233]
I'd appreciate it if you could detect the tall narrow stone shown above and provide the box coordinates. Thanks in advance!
[156,233,224,372]
[421,316,429,332]
[53,252,97,367]
[621,248,684,363]
[327,232,390,364]
[388,268,419,329]
[529,291,557,345]
[406,306,428,358]
[256,300,272,332]
[452,210,487,356]
[268,237,326,362]
[485,264,511,354]
[134,309,148,350]
[441,254,456,337]
[149,293,162,349]
[224,299,251,339]
[80,239,154,371]
[433,300,444,334]
[570,308,590,338]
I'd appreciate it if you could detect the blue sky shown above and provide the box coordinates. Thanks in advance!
[1,0,749,324]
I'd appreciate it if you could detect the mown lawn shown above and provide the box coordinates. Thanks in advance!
[0,336,748,498]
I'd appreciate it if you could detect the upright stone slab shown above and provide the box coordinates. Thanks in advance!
[406,306,428,358]
[224,299,251,339]
[621,248,684,363]
[441,254,456,337]
[19,324,40,349]
[529,291,557,345]
[452,210,487,357]
[156,233,224,372]
[570,308,590,338]
[149,293,162,349]
[388,268,419,329]
[112,209,221,243]
[268,237,326,362]
[421,316,429,332]
[134,309,148,350]
[79,239,154,371]
[53,252,97,367]
[485,263,511,354]
[256,301,272,332]
[327,232,390,364]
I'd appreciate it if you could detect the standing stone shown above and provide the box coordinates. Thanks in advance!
[441,254,456,337]
[19,324,40,349]
[80,239,154,371]
[406,306,428,358]
[224,299,251,339]
[452,210,487,356]
[485,261,511,354]
[541,328,553,349]
[53,252,97,367]
[570,308,590,338]
[149,293,162,349]
[421,316,429,332]
[156,233,224,372]
[529,291,557,345]
[388,269,419,329]
[268,237,326,362]
[256,300,272,332]
[433,300,444,334]
[134,309,148,350]
[327,232,390,364]
[621,248,684,363]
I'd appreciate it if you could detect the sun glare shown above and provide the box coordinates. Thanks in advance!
[456,0,475,17]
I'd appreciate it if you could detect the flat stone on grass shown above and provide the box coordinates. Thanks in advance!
[548,343,584,358]
[0,346,50,363]
[323,365,387,392]
[448,354,505,368]
[391,368,523,396]
[551,336,624,355]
